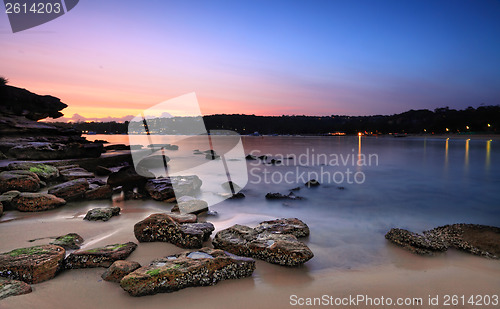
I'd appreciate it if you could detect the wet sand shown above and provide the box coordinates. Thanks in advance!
[1,200,499,309]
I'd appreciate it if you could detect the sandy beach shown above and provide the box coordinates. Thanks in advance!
[1,195,499,309]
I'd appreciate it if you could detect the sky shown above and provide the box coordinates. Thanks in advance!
[1,0,500,121]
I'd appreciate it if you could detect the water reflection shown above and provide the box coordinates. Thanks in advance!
[486,140,491,170]
[357,135,362,172]
[464,139,470,172]
[444,138,449,170]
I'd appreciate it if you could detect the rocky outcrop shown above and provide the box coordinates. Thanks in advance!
[386,224,500,259]
[101,260,141,283]
[7,162,59,181]
[120,248,255,297]
[0,245,65,284]
[48,178,89,201]
[134,213,214,248]
[0,85,104,160]
[49,233,84,250]
[213,218,314,266]
[12,192,66,212]
[0,170,40,193]
[144,176,202,201]
[65,242,138,269]
[84,207,121,221]
[385,228,447,255]
[8,142,103,160]
[0,277,32,300]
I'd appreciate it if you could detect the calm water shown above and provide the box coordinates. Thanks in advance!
[86,134,500,271]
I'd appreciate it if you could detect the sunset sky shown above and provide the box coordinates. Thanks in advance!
[1,0,500,121]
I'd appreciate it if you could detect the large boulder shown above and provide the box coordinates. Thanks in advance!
[0,277,32,300]
[85,184,113,200]
[12,192,66,212]
[385,228,447,255]
[101,260,141,283]
[171,197,209,215]
[49,233,84,250]
[134,213,214,249]
[212,218,314,266]
[255,218,310,238]
[0,190,21,210]
[120,248,255,297]
[386,224,500,259]
[0,245,65,284]
[425,224,500,259]
[65,242,138,269]
[59,167,95,181]
[107,166,154,191]
[7,162,59,181]
[84,207,120,221]
[0,170,40,193]
[144,176,202,201]
[48,178,89,201]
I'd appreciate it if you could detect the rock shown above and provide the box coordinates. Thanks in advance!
[124,190,146,200]
[144,176,202,201]
[48,178,89,201]
[0,201,3,217]
[107,166,154,191]
[85,184,113,200]
[95,165,112,176]
[0,277,32,300]
[305,179,320,187]
[385,228,448,255]
[134,213,214,249]
[0,151,7,160]
[0,190,20,210]
[164,197,177,203]
[12,192,66,212]
[104,144,129,151]
[245,154,257,160]
[177,199,209,215]
[205,153,220,160]
[120,248,255,297]
[425,224,500,259]
[269,159,281,164]
[101,260,141,283]
[213,221,314,266]
[265,192,303,200]
[57,164,80,171]
[49,233,84,250]
[65,242,138,269]
[258,155,268,160]
[0,245,65,284]
[229,192,246,199]
[221,181,241,192]
[84,207,121,221]
[136,154,170,169]
[290,186,301,191]
[255,218,310,238]
[7,162,59,181]
[0,170,40,193]
[60,167,95,180]
[8,142,103,160]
